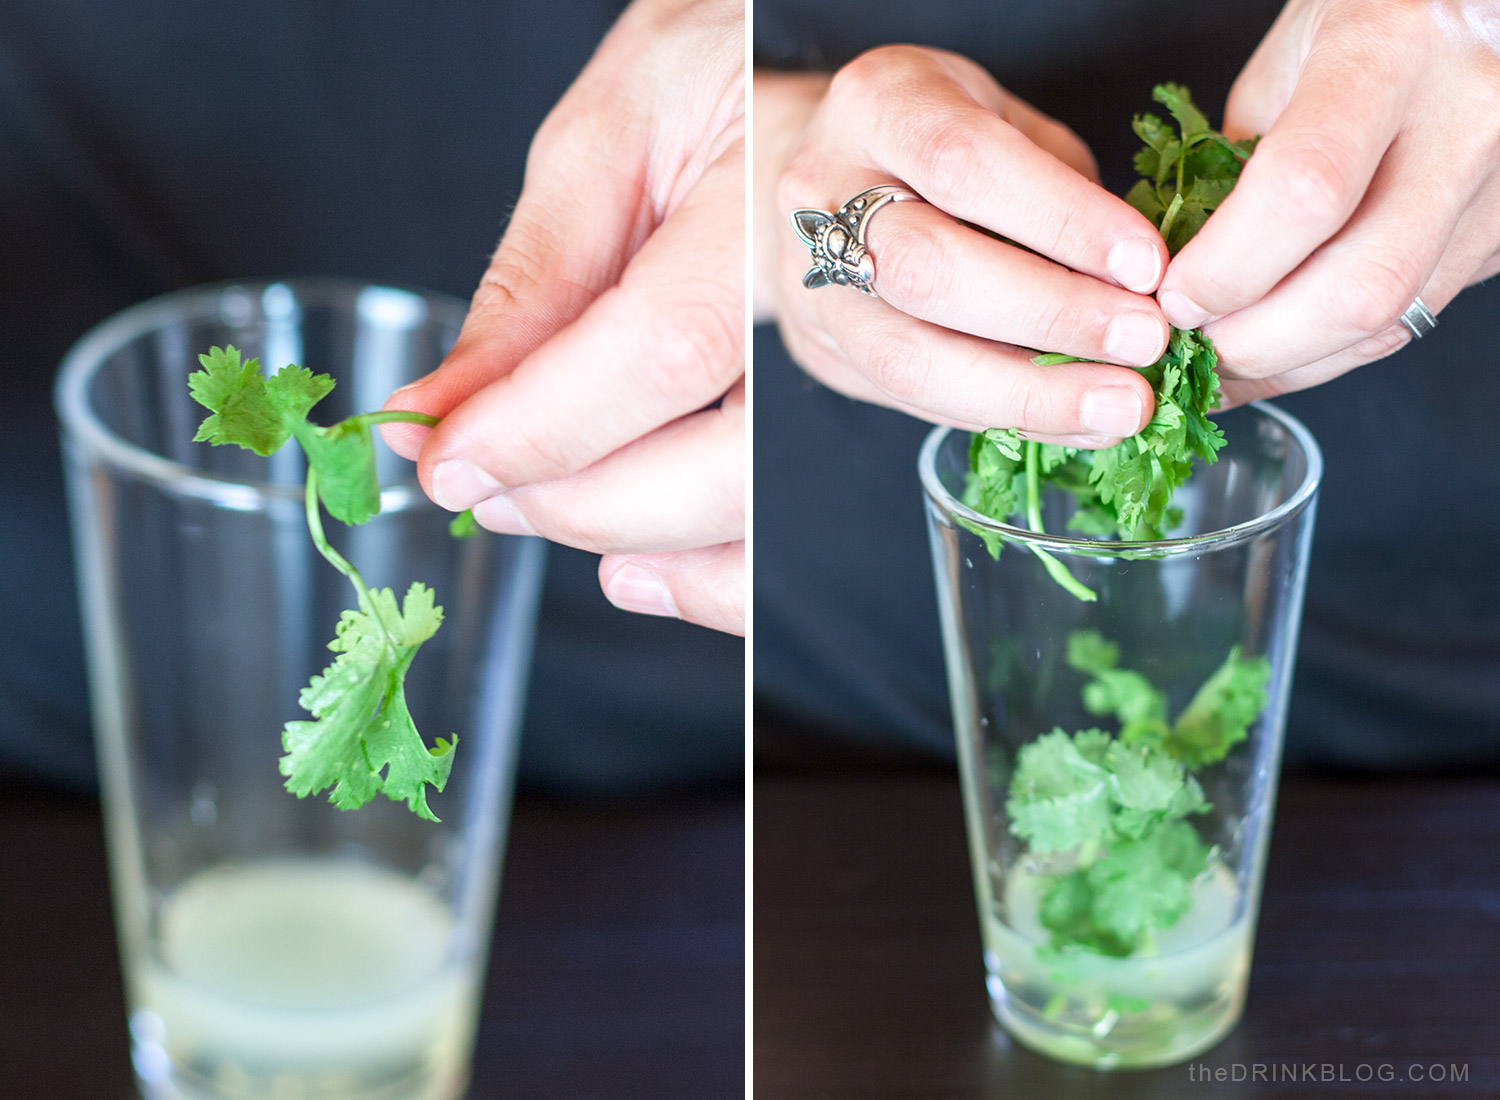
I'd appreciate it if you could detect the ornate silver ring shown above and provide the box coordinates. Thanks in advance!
[791,184,922,296]
[1399,296,1437,339]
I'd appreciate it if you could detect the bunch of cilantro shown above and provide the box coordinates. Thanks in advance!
[962,85,1258,601]
[1005,631,1269,957]
[189,346,476,821]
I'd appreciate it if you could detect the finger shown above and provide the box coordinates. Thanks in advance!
[413,145,743,512]
[821,47,1166,294]
[919,49,1101,183]
[1214,181,1500,404]
[1159,43,1412,329]
[469,383,744,554]
[863,201,1167,367]
[809,288,1155,438]
[379,103,649,459]
[599,542,745,635]
[1217,326,1410,406]
[1202,129,1474,379]
[772,306,1132,448]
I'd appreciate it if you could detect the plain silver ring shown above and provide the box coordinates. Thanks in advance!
[1399,296,1437,339]
[791,184,923,297]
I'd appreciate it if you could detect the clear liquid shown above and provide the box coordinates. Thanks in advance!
[983,860,1252,1069]
[129,860,480,1100]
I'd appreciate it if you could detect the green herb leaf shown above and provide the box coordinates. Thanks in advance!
[1066,630,1119,676]
[1083,820,1209,947]
[1168,645,1272,767]
[279,582,455,821]
[1151,82,1210,145]
[449,509,480,538]
[189,346,334,455]
[1012,633,1270,956]
[961,85,1255,594]
[290,418,382,526]
[191,349,464,819]
[1005,729,1114,853]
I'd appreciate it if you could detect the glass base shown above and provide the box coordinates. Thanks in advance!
[988,972,1245,1070]
[131,1058,466,1100]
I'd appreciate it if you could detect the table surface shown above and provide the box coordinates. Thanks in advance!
[0,781,744,1100]
[755,764,1500,1099]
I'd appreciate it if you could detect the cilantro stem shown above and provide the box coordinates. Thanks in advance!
[304,467,376,612]
[350,410,440,429]
[1023,441,1098,602]
[1024,441,1043,531]
[1158,193,1184,248]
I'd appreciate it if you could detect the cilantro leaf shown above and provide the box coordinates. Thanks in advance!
[1083,820,1209,948]
[449,509,480,538]
[189,346,335,456]
[1079,666,1170,745]
[1105,740,1184,812]
[279,582,455,821]
[1005,729,1114,853]
[191,348,459,819]
[1151,82,1210,146]
[962,84,1255,591]
[290,418,383,526]
[1066,630,1271,768]
[1168,645,1272,767]
[1066,630,1118,677]
[1009,632,1270,957]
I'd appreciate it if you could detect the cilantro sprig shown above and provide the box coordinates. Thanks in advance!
[190,345,475,821]
[962,85,1256,600]
[1005,632,1270,957]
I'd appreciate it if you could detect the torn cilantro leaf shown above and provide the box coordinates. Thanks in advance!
[449,509,480,538]
[1169,645,1272,767]
[280,583,455,822]
[962,85,1253,596]
[1007,632,1270,956]
[1006,729,1114,854]
[290,417,382,526]
[189,346,335,455]
[189,346,461,819]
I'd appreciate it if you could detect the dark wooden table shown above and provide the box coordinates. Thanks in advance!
[755,764,1500,1099]
[0,781,744,1099]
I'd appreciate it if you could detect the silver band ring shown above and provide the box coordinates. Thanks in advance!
[1399,296,1437,339]
[791,184,922,296]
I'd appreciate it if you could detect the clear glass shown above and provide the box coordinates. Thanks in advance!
[920,404,1321,1070]
[55,280,546,1100]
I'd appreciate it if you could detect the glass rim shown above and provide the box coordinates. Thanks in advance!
[54,278,466,512]
[918,401,1323,559]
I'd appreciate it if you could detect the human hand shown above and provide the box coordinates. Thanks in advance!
[756,47,1173,447]
[1157,0,1500,403]
[382,0,744,635]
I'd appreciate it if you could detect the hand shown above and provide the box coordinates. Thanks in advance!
[756,47,1173,447]
[1157,0,1500,403]
[381,0,744,636]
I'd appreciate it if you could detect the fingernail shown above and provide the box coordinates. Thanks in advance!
[431,460,502,512]
[1080,386,1143,437]
[471,493,536,536]
[1159,289,1211,330]
[1104,311,1164,367]
[1107,238,1161,294]
[604,564,680,619]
